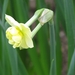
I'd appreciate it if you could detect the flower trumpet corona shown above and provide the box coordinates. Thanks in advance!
[5,14,34,49]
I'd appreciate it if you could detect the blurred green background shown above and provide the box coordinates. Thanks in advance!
[0,0,75,75]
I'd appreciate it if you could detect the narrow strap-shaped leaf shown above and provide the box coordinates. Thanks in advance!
[63,0,75,67]
[55,0,64,16]
[9,0,29,22]
[36,0,46,9]
[6,43,18,75]
[49,20,56,75]
[2,0,8,25]
[18,54,29,75]
[55,0,66,32]
[55,10,62,75]
[50,59,54,75]
[67,50,75,75]
[28,47,44,75]
[1,30,11,75]
[0,0,10,75]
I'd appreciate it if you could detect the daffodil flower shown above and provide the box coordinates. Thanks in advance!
[5,14,34,49]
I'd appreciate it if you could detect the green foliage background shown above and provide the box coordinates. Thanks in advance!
[0,0,75,75]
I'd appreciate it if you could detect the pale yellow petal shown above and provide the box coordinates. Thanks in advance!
[6,27,19,35]
[20,24,34,48]
[20,38,29,49]
[6,30,12,39]
[5,14,20,26]
[25,35,34,48]
[9,40,14,45]
[20,23,32,36]
[13,43,20,48]
[12,35,22,43]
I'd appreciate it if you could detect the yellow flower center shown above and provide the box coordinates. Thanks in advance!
[6,27,23,48]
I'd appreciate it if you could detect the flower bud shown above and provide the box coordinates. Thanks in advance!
[38,9,53,25]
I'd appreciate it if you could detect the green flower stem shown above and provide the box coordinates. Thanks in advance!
[25,15,39,27]
[31,23,42,38]
[25,9,44,27]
